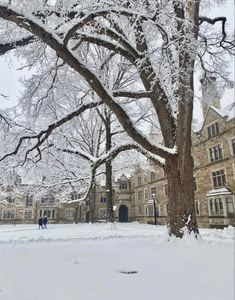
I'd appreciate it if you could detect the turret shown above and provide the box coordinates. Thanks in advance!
[200,76,221,118]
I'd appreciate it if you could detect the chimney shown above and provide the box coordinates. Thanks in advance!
[200,76,221,118]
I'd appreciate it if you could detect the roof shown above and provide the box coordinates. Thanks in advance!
[193,102,235,133]
[210,102,235,121]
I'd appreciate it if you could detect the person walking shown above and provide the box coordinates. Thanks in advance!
[38,217,43,229]
[43,215,48,229]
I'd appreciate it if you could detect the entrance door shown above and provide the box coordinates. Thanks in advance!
[119,205,128,222]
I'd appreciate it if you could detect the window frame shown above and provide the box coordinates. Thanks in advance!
[24,210,33,219]
[2,209,15,220]
[208,198,224,216]
[207,122,219,139]
[208,144,223,162]
[211,169,226,188]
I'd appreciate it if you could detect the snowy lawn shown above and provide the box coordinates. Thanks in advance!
[0,223,234,300]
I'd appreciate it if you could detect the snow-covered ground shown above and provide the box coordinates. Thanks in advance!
[0,223,234,300]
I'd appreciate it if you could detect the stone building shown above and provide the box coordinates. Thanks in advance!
[129,102,235,228]
[0,174,134,224]
[192,103,235,227]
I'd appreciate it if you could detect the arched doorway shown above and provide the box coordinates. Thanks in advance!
[119,205,128,222]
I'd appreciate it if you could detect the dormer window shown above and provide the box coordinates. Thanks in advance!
[207,122,219,138]
[120,182,128,190]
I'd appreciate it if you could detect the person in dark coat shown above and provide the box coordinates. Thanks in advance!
[38,217,43,229]
[43,215,48,229]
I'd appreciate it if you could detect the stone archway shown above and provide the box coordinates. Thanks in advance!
[119,205,128,222]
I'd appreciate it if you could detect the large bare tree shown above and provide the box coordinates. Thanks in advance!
[0,0,234,237]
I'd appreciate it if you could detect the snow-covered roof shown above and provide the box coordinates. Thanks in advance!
[210,102,235,121]
[193,102,235,133]
[206,187,232,197]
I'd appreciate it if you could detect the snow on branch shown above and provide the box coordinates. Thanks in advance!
[0,4,173,159]
[0,102,101,163]
[0,35,36,56]
[57,143,166,168]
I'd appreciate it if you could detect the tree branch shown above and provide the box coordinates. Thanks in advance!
[0,36,36,56]
[0,5,171,159]
[0,102,101,163]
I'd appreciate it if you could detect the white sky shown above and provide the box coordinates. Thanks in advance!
[0,0,234,122]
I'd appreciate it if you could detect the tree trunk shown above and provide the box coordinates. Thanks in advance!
[166,150,198,238]
[106,160,114,222]
[74,204,79,224]
[105,114,114,222]
[89,170,96,223]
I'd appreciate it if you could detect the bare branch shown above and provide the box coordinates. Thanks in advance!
[113,90,150,99]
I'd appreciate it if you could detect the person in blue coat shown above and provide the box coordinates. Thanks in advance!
[43,215,48,229]
[38,217,43,229]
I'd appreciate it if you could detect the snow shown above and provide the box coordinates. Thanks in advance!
[207,187,232,196]
[0,223,234,300]
[210,103,235,121]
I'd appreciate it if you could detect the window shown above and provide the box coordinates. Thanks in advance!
[132,194,135,202]
[143,175,148,184]
[209,144,223,162]
[100,196,106,203]
[3,210,15,219]
[194,177,197,191]
[137,191,143,201]
[212,170,226,188]
[150,172,156,182]
[41,194,55,204]
[209,198,224,215]
[195,201,200,215]
[39,209,55,219]
[151,187,157,198]
[138,206,143,216]
[120,182,128,190]
[5,195,15,203]
[163,169,167,178]
[137,176,142,186]
[226,198,234,216]
[26,194,33,206]
[65,209,75,219]
[24,210,33,219]
[231,138,235,155]
[99,208,106,219]
[146,205,154,216]
[164,184,168,196]
[207,122,219,138]
[144,189,149,200]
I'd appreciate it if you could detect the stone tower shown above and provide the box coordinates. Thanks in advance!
[200,76,221,118]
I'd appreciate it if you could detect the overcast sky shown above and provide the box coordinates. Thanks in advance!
[0,0,234,122]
